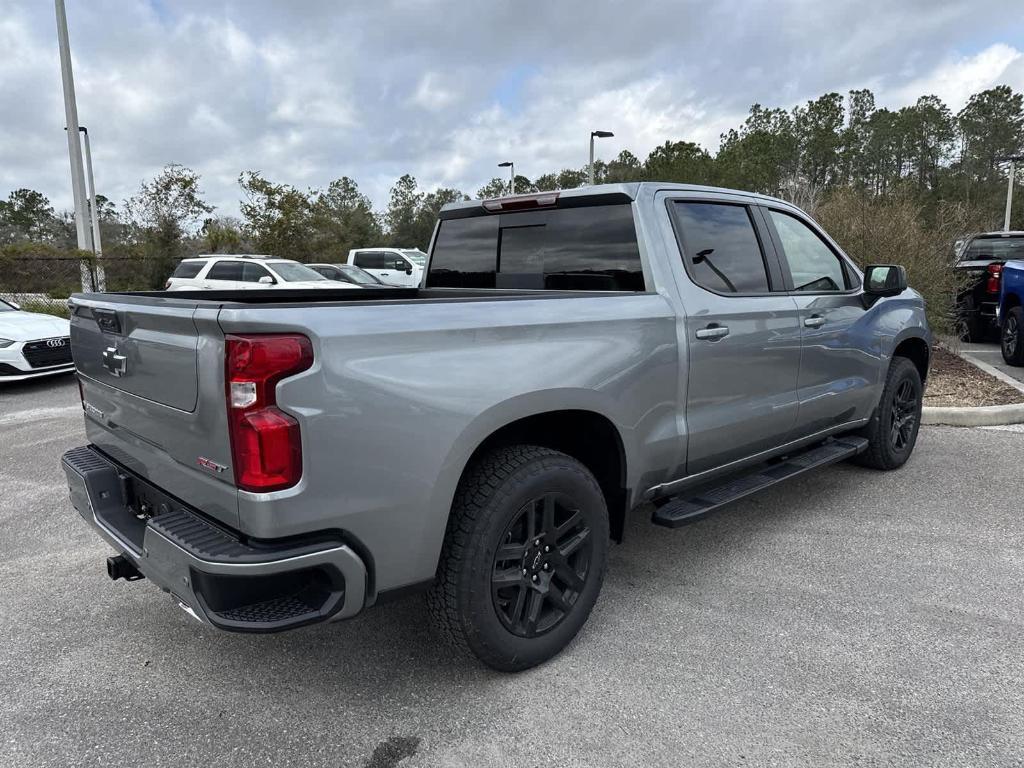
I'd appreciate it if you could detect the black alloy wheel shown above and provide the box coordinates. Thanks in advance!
[491,492,593,638]
[427,445,609,672]
[890,379,918,452]
[1002,310,1020,364]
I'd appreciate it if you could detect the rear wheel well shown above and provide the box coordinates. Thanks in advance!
[464,410,629,541]
[893,337,930,383]
[1004,292,1022,315]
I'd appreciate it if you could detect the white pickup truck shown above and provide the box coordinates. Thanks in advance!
[346,247,427,287]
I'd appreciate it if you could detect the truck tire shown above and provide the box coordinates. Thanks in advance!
[959,296,987,342]
[1001,306,1024,367]
[854,357,923,470]
[427,445,609,672]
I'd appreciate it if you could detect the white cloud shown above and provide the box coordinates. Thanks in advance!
[1,0,1023,217]
[883,43,1024,109]
[410,72,461,111]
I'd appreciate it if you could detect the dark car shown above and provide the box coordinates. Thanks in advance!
[955,231,1024,341]
[308,263,386,287]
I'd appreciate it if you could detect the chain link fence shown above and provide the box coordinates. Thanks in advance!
[0,252,172,317]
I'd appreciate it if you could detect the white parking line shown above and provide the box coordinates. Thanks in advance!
[0,405,80,425]
[982,423,1024,433]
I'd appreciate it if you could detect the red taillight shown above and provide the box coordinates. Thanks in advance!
[224,334,313,492]
[987,263,1003,294]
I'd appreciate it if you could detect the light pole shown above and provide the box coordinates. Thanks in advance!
[997,155,1023,232]
[589,130,614,186]
[79,126,105,290]
[498,161,514,195]
[55,0,94,291]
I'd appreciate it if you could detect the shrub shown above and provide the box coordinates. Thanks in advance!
[816,190,983,336]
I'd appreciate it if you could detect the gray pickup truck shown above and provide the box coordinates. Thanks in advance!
[63,183,931,671]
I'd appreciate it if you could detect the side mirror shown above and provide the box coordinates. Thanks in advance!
[258,275,275,285]
[863,264,907,298]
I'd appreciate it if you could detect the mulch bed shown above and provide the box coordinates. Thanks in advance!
[924,346,1024,408]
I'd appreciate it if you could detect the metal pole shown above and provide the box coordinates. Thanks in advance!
[1005,160,1015,232]
[589,135,595,186]
[79,127,106,290]
[509,162,515,196]
[55,0,93,291]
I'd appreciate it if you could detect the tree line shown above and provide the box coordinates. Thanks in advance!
[2,84,1022,291]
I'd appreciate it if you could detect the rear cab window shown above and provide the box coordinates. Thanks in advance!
[963,236,1024,261]
[426,203,645,291]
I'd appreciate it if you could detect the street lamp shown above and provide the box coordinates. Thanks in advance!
[498,161,514,195]
[997,155,1024,232]
[589,130,614,186]
[55,0,93,291]
[79,127,105,290]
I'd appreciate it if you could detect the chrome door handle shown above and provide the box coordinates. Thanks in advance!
[804,315,826,328]
[695,324,730,340]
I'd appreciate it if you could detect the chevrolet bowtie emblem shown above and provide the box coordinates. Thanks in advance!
[102,346,127,377]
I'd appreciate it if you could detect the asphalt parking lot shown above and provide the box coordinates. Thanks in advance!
[2,376,1022,767]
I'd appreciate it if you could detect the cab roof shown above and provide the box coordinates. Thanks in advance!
[438,182,804,218]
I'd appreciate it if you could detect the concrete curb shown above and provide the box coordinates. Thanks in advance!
[925,337,1024,426]
[922,403,1024,427]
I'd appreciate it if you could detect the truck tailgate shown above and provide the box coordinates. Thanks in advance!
[72,299,200,410]
[69,294,238,527]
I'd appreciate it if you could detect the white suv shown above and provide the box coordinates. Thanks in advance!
[346,248,426,287]
[165,255,361,291]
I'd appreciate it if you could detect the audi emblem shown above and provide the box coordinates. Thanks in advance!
[46,337,68,348]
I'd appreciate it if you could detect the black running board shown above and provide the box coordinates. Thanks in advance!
[651,436,868,528]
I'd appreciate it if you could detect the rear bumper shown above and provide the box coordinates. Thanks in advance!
[958,298,999,323]
[62,445,367,632]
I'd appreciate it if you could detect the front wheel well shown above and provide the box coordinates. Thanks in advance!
[463,410,629,541]
[893,336,930,383]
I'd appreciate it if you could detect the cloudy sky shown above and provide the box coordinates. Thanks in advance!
[1,0,1022,217]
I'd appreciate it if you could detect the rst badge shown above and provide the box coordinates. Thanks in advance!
[197,456,228,474]
[102,346,127,377]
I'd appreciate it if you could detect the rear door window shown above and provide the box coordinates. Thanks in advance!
[670,202,770,294]
[171,261,204,279]
[206,261,244,281]
[354,251,394,270]
[426,204,644,291]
